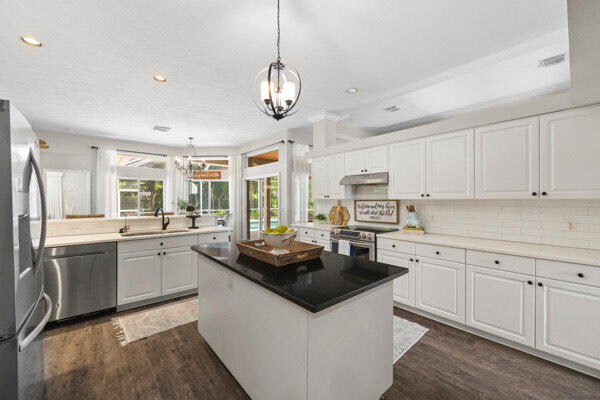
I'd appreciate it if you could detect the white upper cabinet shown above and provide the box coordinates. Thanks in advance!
[312,153,345,199]
[426,129,474,199]
[475,117,540,199]
[540,106,600,199]
[344,146,388,175]
[388,139,426,199]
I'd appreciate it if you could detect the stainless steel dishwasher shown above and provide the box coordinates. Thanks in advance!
[43,242,117,321]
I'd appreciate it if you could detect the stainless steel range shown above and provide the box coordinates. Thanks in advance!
[330,225,399,261]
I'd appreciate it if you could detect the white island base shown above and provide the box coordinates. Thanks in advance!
[197,257,394,400]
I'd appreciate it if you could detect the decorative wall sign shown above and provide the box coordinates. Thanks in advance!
[354,200,399,224]
[193,170,221,180]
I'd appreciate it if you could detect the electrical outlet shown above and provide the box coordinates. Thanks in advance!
[431,215,435,222]
[568,221,574,231]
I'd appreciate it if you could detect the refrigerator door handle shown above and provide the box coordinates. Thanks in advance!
[19,293,52,352]
[26,149,47,273]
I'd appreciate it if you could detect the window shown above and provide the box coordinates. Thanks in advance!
[116,151,167,217]
[118,179,163,216]
[187,157,230,215]
[247,149,279,167]
[189,180,229,214]
[116,152,166,169]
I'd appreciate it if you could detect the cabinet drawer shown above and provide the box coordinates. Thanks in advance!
[198,231,230,244]
[416,243,465,263]
[467,250,535,275]
[314,230,330,241]
[296,227,315,238]
[377,238,415,254]
[536,259,600,288]
[119,234,198,254]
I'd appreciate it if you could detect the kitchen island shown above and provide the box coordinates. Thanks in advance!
[192,243,407,400]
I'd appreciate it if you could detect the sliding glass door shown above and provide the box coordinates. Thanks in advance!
[246,176,279,239]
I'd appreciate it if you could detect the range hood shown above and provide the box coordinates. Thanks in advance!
[339,172,388,186]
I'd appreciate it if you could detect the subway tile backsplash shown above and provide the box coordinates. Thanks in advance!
[315,199,600,250]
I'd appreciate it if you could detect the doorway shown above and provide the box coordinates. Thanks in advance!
[246,176,279,239]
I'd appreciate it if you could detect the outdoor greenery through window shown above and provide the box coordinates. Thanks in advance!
[118,179,164,216]
[116,152,166,169]
[187,158,230,214]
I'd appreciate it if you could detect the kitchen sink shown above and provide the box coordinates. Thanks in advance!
[120,228,190,237]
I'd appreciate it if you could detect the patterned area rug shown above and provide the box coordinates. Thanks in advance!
[112,298,198,346]
[393,315,429,363]
[112,298,428,360]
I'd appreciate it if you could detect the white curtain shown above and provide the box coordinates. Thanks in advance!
[228,154,243,241]
[95,148,117,218]
[45,171,64,219]
[291,144,310,224]
[166,156,188,214]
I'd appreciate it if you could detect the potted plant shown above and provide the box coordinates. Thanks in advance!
[186,205,196,216]
[176,199,189,214]
[314,213,328,224]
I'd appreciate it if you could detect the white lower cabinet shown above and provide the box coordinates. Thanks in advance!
[466,265,535,346]
[118,250,162,305]
[415,256,465,323]
[377,249,414,307]
[162,246,198,295]
[535,277,600,370]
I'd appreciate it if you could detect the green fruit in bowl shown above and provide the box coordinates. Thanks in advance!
[263,228,273,233]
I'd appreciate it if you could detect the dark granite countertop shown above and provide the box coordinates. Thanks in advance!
[192,243,408,313]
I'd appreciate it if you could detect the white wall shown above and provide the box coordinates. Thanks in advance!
[314,198,600,250]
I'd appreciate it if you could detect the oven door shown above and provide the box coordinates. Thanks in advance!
[330,239,375,261]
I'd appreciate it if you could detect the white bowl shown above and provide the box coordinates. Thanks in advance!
[261,230,297,250]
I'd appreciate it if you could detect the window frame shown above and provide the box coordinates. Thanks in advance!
[189,178,230,215]
[118,177,164,216]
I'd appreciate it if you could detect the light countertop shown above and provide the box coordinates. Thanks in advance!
[46,226,233,247]
[377,231,600,267]
[291,222,336,231]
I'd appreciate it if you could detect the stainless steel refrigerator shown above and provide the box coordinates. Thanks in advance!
[0,99,50,399]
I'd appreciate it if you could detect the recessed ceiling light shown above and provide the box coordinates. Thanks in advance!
[153,74,167,82]
[153,125,171,132]
[345,88,359,94]
[20,36,42,47]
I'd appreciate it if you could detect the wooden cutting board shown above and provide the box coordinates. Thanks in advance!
[329,201,350,226]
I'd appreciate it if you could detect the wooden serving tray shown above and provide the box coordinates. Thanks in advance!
[236,240,324,267]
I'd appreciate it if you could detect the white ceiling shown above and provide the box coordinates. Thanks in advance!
[0,0,567,146]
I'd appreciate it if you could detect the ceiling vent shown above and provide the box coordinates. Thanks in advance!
[384,105,401,112]
[538,53,565,68]
[153,125,171,132]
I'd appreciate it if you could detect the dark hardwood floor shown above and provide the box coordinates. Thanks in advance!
[41,301,600,400]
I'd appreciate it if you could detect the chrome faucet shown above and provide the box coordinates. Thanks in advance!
[120,214,131,233]
[154,208,170,230]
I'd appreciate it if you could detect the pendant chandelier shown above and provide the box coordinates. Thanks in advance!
[252,0,301,121]
[174,137,198,180]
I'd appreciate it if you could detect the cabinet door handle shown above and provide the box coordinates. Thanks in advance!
[163,252,166,255]
[415,259,419,263]
[392,244,396,248]
[426,194,430,197]
[494,260,500,265]
[541,192,547,196]
[160,242,164,246]
[435,251,440,255]
[577,272,584,278]
[157,252,161,256]
[420,194,424,197]
[538,282,543,287]
[527,280,533,285]
[532,192,537,196]
[213,237,216,240]
[410,258,414,262]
